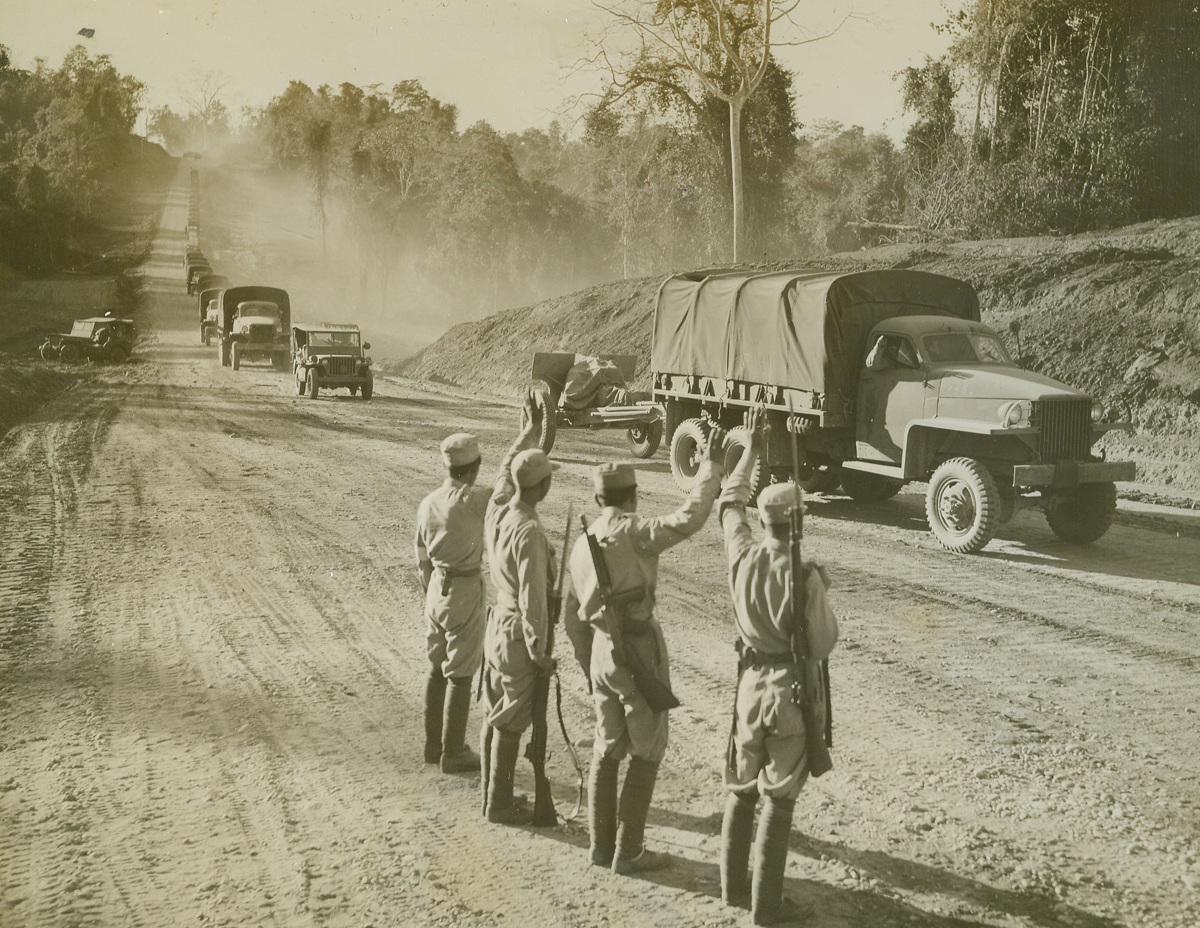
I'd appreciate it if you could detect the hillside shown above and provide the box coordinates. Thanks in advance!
[398,218,1200,501]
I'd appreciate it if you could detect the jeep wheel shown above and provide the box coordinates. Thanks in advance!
[306,370,319,399]
[669,418,708,493]
[59,344,82,365]
[107,345,129,364]
[722,426,767,501]
[925,457,1000,554]
[626,419,663,459]
[360,379,372,400]
[39,343,56,361]
[1045,482,1117,544]
[295,373,305,396]
[840,469,904,502]
[523,381,556,453]
[231,343,241,371]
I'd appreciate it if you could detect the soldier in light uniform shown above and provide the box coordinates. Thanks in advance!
[717,409,838,925]
[563,429,727,875]
[415,409,540,774]
[480,443,558,824]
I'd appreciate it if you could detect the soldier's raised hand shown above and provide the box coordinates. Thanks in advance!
[747,405,770,454]
[518,389,540,442]
[705,425,728,465]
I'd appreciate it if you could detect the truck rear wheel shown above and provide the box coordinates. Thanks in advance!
[626,419,663,458]
[1045,482,1116,544]
[669,418,707,492]
[723,427,767,501]
[840,469,903,502]
[925,457,1000,554]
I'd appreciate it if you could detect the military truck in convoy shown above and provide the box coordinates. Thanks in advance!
[196,277,229,345]
[652,269,1135,553]
[215,285,290,370]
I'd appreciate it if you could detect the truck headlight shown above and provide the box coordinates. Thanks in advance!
[239,325,248,334]
[999,400,1031,428]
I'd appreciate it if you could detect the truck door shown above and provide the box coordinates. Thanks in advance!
[855,334,928,464]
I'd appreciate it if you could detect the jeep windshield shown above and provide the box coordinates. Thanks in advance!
[69,322,97,338]
[308,331,360,348]
[922,332,1013,365]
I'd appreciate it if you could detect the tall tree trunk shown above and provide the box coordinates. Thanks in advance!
[729,99,745,263]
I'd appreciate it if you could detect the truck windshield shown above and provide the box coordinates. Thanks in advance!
[922,333,1012,365]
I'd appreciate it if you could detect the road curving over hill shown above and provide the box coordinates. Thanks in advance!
[2,166,1198,928]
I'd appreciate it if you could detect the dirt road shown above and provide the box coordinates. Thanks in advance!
[2,170,1198,928]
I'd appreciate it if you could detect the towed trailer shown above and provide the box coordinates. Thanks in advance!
[526,352,664,458]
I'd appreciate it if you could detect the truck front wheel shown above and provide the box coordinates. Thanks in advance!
[1045,482,1116,544]
[669,418,707,492]
[231,343,241,370]
[840,470,903,502]
[925,457,1000,554]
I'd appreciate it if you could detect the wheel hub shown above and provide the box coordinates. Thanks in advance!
[938,480,976,533]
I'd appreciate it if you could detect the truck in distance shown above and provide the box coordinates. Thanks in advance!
[215,285,290,371]
[651,268,1135,554]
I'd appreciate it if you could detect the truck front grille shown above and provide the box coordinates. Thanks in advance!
[248,324,276,343]
[323,357,358,377]
[1032,397,1091,462]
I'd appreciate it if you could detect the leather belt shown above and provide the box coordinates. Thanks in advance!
[737,640,793,669]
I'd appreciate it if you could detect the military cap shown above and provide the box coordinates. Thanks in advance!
[441,432,480,467]
[593,462,637,494]
[512,449,552,488]
[757,482,805,525]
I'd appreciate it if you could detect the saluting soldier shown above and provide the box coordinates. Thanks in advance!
[563,430,727,875]
[479,416,558,825]
[717,408,838,925]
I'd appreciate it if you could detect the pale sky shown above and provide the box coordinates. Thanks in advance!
[2,0,961,139]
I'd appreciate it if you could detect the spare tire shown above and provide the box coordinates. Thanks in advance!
[722,426,767,502]
[523,380,557,454]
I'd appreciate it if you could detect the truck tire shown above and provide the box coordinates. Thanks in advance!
[525,381,556,454]
[200,327,207,346]
[1045,482,1116,544]
[797,464,841,494]
[925,457,1000,554]
[59,344,82,364]
[723,427,767,501]
[306,370,320,399]
[231,343,241,370]
[669,418,707,492]
[626,419,663,459]
[219,341,230,367]
[840,469,903,502]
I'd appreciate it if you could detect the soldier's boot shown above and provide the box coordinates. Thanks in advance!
[439,676,479,774]
[721,789,759,907]
[612,757,669,875]
[751,796,803,926]
[479,721,494,817]
[485,732,532,826]
[423,670,447,765]
[588,754,619,867]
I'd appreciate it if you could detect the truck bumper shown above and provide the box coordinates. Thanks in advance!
[1013,461,1136,489]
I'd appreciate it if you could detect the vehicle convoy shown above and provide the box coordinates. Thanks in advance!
[197,282,229,346]
[651,268,1135,553]
[215,285,290,371]
[290,322,373,399]
[524,352,664,457]
[39,315,137,364]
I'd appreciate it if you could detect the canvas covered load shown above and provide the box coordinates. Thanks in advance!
[561,356,631,410]
[651,268,980,425]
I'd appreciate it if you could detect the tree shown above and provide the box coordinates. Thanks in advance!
[591,0,856,261]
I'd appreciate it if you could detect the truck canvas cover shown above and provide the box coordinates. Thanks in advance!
[652,268,980,425]
[218,286,291,333]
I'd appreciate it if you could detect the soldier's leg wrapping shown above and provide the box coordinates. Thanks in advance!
[751,796,796,926]
[588,754,619,867]
[485,731,531,825]
[440,675,480,773]
[612,757,668,875]
[721,788,759,906]
[479,721,493,817]
[423,668,447,765]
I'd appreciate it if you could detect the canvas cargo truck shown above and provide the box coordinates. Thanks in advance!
[291,322,373,399]
[197,277,229,345]
[216,285,290,370]
[652,268,1135,554]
